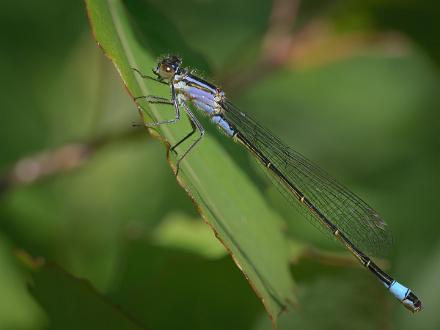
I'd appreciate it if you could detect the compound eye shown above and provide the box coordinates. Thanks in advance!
[158,63,175,79]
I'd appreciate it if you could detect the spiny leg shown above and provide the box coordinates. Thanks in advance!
[132,67,167,85]
[170,116,196,155]
[134,95,180,127]
[134,95,173,105]
[174,101,205,176]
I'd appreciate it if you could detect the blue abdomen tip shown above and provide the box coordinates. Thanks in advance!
[389,281,409,301]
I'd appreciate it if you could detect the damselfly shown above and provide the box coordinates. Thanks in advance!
[133,55,422,312]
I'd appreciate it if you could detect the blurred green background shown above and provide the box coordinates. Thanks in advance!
[1,0,439,329]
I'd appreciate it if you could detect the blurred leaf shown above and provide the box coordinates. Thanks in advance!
[136,0,271,69]
[21,252,147,330]
[109,240,263,330]
[0,237,45,329]
[152,212,227,258]
[0,2,94,166]
[0,138,186,290]
[239,54,435,170]
[256,260,386,330]
[121,0,210,73]
[85,0,295,322]
[343,0,440,65]
[396,245,440,330]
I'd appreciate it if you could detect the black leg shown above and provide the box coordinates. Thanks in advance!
[134,95,173,105]
[174,101,205,176]
[132,67,168,85]
[170,117,196,154]
[135,101,180,127]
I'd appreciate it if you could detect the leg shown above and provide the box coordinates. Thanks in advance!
[132,67,167,85]
[170,116,196,154]
[134,95,173,105]
[174,102,205,175]
[134,97,180,127]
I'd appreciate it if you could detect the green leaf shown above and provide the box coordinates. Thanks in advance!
[109,240,264,330]
[85,0,295,323]
[256,260,386,330]
[21,244,263,330]
[152,212,228,259]
[122,0,271,69]
[0,238,44,329]
[21,252,147,330]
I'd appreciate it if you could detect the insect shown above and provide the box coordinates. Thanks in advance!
[133,55,422,312]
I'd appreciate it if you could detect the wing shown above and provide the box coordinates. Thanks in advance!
[223,100,392,256]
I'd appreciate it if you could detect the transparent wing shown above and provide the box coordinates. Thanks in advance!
[223,100,392,256]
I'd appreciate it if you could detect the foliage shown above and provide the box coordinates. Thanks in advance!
[0,0,439,329]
